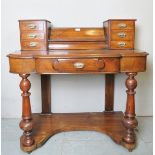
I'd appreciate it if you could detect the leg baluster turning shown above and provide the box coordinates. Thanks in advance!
[122,73,138,152]
[19,74,34,148]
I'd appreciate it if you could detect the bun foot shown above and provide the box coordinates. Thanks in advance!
[122,141,136,152]
[20,136,36,153]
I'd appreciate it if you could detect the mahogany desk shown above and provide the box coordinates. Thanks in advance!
[7,19,148,153]
[8,49,148,152]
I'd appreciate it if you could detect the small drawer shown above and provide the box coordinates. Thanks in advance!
[110,41,133,49]
[21,41,47,50]
[111,21,134,30]
[21,32,45,40]
[19,21,45,31]
[111,30,134,41]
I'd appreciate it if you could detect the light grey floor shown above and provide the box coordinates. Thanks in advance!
[2,117,153,155]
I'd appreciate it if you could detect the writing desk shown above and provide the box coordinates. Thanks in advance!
[7,19,148,153]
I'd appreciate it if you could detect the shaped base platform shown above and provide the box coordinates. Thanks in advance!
[20,112,136,152]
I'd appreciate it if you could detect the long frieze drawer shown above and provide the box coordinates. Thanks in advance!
[111,21,135,30]
[111,30,134,41]
[35,58,120,73]
[21,41,47,50]
[110,41,134,49]
[19,21,45,31]
[20,32,45,40]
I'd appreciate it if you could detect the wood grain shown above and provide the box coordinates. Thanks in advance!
[105,74,114,111]
[48,41,106,50]
[103,19,136,49]
[50,28,105,41]
[20,112,128,152]
[41,75,51,113]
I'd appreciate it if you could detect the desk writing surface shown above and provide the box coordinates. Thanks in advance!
[8,49,148,58]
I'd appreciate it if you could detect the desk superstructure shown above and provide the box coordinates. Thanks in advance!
[7,19,148,153]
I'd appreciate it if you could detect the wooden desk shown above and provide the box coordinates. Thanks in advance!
[8,49,148,152]
[7,19,148,153]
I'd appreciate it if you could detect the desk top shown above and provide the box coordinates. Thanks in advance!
[8,49,148,59]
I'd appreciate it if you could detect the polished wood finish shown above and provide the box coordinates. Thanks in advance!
[111,30,134,41]
[36,57,119,74]
[110,20,135,30]
[41,75,51,113]
[103,19,136,49]
[21,32,45,40]
[105,74,114,111]
[48,41,106,50]
[110,41,134,49]
[7,20,148,153]
[8,50,148,74]
[122,73,138,151]
[19,20,51,51]
[50,28,105,41]
[8,57,35,74]
[49,28,106,50]
[19,74,34,147]
[21,41,47,51]
[21,112,126,152]
[7,49,148,152]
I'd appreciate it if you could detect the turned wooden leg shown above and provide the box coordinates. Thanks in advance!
[122,72,138,151]
[19,74,34,147]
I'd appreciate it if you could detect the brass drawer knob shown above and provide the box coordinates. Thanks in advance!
[28,34,37,39]
[118,42,126,47]
[117,32,126,38]
[28,24,37,29]
[118,23,127,28]
[29,42,37,47]
[74,62,85,69]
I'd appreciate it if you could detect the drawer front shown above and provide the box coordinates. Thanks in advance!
[20,21,45,31]
[21,41,46,50]
[111,21,134,30]
[110,41,133,49]
[111,30,134,41]
[21,32,45,40]
[53,59,105,72]
[35,58,120,73]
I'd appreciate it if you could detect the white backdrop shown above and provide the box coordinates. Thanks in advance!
[2,0,153,117]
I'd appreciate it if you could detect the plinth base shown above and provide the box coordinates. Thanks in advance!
[20,112,136,152]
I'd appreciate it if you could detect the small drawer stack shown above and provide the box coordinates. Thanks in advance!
[19,20,51,51]
[103,19,136,49]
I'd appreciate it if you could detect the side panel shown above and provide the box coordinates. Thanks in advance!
[9,57,35,74]
[120,56,147,72]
